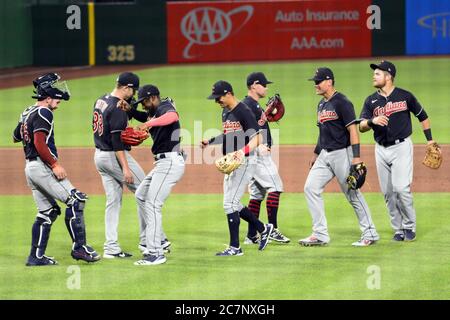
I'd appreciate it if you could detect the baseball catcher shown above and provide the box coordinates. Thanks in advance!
[215,150,244,175]
[346,162,367,190]
[422,142,442,169]
[120,126,149,146]
[264,94,285,122]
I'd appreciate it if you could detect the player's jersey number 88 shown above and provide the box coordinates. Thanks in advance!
[93,111,104,136]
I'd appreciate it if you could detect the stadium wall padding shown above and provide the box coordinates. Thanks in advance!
[371,0,406,56]
[94,1,167,65]
[30,1,167,66]
[0,1,33,69]
[32,5,89,66]
[19,0,450,68]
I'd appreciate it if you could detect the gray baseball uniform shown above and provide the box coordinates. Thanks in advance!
[217,101,272,252]
[134,98,185,257]
[241,95,288,244]
[360,87,429,236]
[93,94,146,255]
[14,103,99,265]
[206,80,273,256]
[305,92,379,243]
[242,96,284,197]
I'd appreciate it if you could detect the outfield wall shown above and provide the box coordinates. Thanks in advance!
[0,1,33,68]
[1,0,449,68]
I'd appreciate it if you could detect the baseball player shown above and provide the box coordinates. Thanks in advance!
[131,85,185,266]
[359,60,438,242]
[93,72,146,259]
[204,80,274,256]
[299,67,379,247]
[13,73,100,266]
[241,72,289,245]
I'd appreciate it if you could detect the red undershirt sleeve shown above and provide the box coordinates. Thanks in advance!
[34,131,57,167]
[148,112,179,127]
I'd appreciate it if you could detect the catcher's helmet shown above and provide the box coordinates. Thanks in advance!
[32,73,70,101]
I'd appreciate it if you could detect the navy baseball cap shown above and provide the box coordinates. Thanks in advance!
[207,80,233,99]
[117,72,140,88]
[246,72,273,87]
[370,60,396,77]
[308,67,334,82]
[134,84,160,105]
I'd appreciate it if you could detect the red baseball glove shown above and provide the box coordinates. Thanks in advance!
[120,127,149,146]
[265,94,285,122]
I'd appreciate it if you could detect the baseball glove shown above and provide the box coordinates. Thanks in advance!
[265,94,285,122]
[346,162,367,190]
[120,127,149,146]
[422,142,442,169]
[117,99,131,112]
[215,150,244,174]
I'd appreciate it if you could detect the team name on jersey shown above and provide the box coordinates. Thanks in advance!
[373,101,407,117]
[318,110,339,123]
[223,120,242,133]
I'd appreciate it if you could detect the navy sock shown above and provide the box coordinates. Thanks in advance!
[227,212,240,248]
[239,207,265,233]
[267,192,281,228]
[247,199,262,238]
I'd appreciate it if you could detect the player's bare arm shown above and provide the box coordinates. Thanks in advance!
[245,132,263,153]
[200,134,224,149]
[359,115,389,132]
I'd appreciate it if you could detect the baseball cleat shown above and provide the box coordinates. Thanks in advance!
[298,235,328,247]
[258,223,274,251]
[26,255,58,266]
[243,235,260,245]
[352,239,376,247]
[269,228,290,243]
[393,233,405,241]
[216,246,243,256]
[404,230,416,242]
[72,245,101,263]
[103,251,133,259]
[134,254,166,266]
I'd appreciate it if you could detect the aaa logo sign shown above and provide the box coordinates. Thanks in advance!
[180,6,253,59]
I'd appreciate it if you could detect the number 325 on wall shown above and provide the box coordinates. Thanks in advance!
[107,45,135,62]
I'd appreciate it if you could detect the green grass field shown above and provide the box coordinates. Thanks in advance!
[1,193,449,300]
[1,57,449,300]
[1,57,450,146]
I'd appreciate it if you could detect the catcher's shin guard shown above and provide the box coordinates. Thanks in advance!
[30,205,60,258]
[65,189,88,249]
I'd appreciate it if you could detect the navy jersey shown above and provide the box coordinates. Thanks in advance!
[13,105,58,160]
[316,92,357,151]
[360,87,427,145]
[221,102,260,155]
[93,94,130,151]
[242,96,272,147]
[150,98,181,155]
